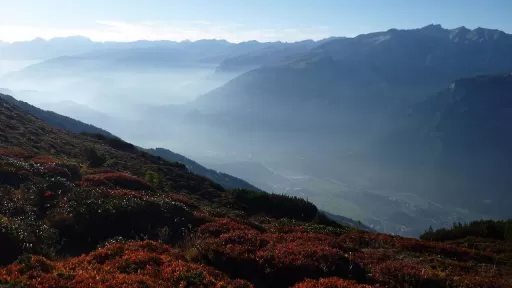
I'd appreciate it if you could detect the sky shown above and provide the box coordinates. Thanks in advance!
[0,0,511,43]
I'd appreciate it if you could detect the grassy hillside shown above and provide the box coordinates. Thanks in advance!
[0,93,260,192]
[0,93,114,137]
[0,98,510,287]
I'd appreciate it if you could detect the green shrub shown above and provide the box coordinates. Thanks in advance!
[0,215,58,265]
[85,147,106,168]
[55,162,82,181]
[420,219,512,242]
[53,188,192,255]
[505,223,512,243]
[144,170,160,186]
[226,189,318,222]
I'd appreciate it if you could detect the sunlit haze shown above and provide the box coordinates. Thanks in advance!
[1,0,511,42]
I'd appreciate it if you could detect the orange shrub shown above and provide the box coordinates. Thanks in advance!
[196,218,366,287]
[294,278,372,288]
[32,155,58,164]
[0,147,32,159]
[0,241,252,288]
[168,193,198,208]
[39,164,71,179]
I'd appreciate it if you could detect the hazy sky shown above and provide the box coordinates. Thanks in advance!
[0,0,511,43]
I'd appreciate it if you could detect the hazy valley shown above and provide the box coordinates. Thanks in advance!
[2,24,512,237]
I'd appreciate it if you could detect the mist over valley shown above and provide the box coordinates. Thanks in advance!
[2,24,512,237]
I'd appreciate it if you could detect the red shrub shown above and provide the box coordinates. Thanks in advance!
[32,155,58,164]
[0,147,32,159]
[39,164,71,179]
[293,277,372,288]
[0,241,252,288]
[194,219,512,287]
[194,211,215,223]
[79,176,110,188]
[198,218,255,238]
[168,193,198,208]
[83,167,117,175]
[256,238,347,271]
[195,218,366,286]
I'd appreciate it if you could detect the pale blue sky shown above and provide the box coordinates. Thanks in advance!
[0,0,510,42]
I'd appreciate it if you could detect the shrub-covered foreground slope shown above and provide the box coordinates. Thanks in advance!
[0,92,260,193]
[421,220,512,266]
[1,92,369,229]
[0,98,510,287]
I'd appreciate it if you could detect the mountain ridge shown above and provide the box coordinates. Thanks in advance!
[0,36,330,62]
[356,73,512,217]
[0,93,114,137]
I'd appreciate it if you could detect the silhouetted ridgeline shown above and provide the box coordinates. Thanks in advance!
[421,219,512,242]
[0,93,113,137]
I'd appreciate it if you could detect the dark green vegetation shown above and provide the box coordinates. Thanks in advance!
[421,219,512,243]
[225,189,318,221]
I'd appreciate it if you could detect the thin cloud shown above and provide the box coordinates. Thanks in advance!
[0,20,332,43]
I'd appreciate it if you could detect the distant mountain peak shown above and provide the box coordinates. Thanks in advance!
[49,35,93,42]
[471,27,506,39]
[240,40,262,44]
[30,37,46,43]
[420,23,445,30]
[192,39,231,45]
[417,24,449,38]
[449,26,471,41]
[451,26,470,32]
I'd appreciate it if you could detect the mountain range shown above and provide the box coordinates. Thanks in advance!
[187,24,512,126]
[0,37,334,117]
[0,37,331,71]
